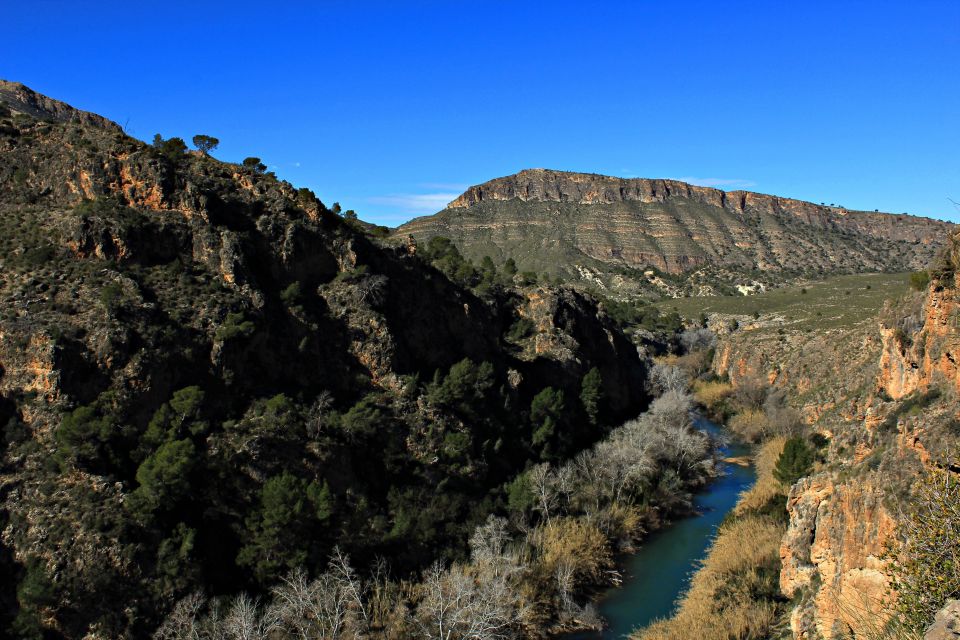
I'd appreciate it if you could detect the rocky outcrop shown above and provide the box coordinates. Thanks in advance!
[878,269,960,400]
[0,80,121,132]
[926,601,960,640]
[397,169,952,279]
[711,231,960,637]
[780,477,897,638]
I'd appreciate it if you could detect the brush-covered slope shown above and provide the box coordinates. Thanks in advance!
[396,169,952,295]
[0,82,648,638]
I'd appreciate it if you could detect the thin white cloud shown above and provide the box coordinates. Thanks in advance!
[367,192,461,213]
[678,176,757,189]
[418,182,469,191]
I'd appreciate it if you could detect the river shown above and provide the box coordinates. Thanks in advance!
[562,416,756,639]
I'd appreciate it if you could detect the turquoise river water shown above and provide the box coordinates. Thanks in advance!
[562,416,756,639]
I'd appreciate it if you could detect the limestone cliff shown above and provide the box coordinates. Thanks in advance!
[878,269,960,400]
[396,170,952,292]
[712,253,960,637]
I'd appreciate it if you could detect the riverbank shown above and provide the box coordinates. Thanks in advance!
[632,436,789,639]
[559,416,757,639]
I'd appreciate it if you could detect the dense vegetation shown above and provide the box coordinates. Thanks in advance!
[151,361,719,639]
[0,94,655,639]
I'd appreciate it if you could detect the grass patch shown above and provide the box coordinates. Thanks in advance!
[654,272,911,331]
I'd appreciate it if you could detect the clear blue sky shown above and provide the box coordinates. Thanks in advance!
[4,1,959,225]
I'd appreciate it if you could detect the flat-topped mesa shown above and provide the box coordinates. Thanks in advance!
[445,168,951,243]
[0,79,122,132]
[398,169,954,278]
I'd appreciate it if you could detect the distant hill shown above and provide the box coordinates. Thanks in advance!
[396,169,953,296]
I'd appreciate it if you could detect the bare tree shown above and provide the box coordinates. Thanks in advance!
[154,592,206,640]
[650,363,688,396]
[679,327,716,353]
[415,561,525,640]
[270,548,366,640]
[528,463,557,523]
[224,593,274,640]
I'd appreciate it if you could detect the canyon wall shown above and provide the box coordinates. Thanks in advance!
[713,256,960,637]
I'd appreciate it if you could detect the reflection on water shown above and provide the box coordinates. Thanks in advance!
[561,416,756,639]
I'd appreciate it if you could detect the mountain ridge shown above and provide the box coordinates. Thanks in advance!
[396,169,953,295]
[443,168,951,226]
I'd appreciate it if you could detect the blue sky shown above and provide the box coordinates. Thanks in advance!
[3,1,959,225]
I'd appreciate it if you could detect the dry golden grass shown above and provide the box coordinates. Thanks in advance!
[534,517,612,585]
[692,379,733,409]
[727,408,769,443]
[632,439,789,640]
[735,437,786,516]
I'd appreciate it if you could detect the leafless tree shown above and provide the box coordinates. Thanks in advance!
[269,548,366,640]
[679,327,716,353]
[415,561,525,640]
[528,463,557,523]
[154,592,206,640]
[555,560,576,619]
[649,362,688,396]
[223,593,275,640]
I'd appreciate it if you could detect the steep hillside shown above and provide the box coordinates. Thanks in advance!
[396,169,952,297]
[0,82,649,638]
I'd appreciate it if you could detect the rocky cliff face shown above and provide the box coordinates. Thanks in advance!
[878,271,960,401]
[397,169,952,289]
[712,242,960,637]
[780,477,898,638]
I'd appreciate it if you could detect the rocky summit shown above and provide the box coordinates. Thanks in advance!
[397,169,953,295]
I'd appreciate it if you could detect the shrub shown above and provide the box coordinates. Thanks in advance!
[56,405,116,471]
[280,281,302,307]
[773,436,815,486]
[426,359,495,421]
[238,473,332,583]
[891,464,960,631]
[530,387,566,453]
[534,517,611,587]
[692,380,733,409]
[129,438,197,517]
[152,135,188,163]
[728,409,768,443]
[243,156,267,173]
[580,367,603,426]
[506,317,535,342]
[214,312,256,341]
[909,270,931,291]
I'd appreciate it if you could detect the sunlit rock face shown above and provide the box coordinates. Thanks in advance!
[398,168,953,277]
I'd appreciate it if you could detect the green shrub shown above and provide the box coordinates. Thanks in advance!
[129,438,197,517]
[891,465,960,631]
[214,312,256,341]
[280,281,302,306]
[531,387,566,456]
[580,367,603,426]
[237,472,332,583]
[506,317,535,342]
[56,405,115,471]
[426,359,495,421]
[773,436,815,485]
[909,270,931,291]
[243,156,267,173]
